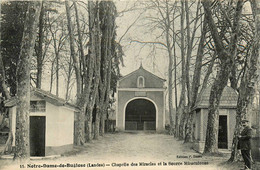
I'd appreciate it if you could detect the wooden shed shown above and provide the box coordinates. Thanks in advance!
[4,88,78,157]
[193,86,238,153]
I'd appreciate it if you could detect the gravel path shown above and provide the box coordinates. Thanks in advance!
[0,132,238,170]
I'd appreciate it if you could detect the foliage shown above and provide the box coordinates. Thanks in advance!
[1,2,28,96]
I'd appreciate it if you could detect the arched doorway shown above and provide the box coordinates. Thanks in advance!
[125,99,156,130]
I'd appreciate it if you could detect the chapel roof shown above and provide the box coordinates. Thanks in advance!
[118,65,166,82]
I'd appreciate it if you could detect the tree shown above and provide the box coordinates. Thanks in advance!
[164,0,175,135]
[174,0,202,140]
[93,1,117,138]
[86,1,101,141]
[1,2,27,96]
[0,8,12,152]
[65,0,86,145]
[65,0,103,143]
[202,0,244,154]
[177,0,187,139]
[0,43,11,100]
[65,1,82,99]
[184,18,207,142]
[228,0,260,162]
[45,9,68,95]
[14,1,42,160]
[35,4,44,88]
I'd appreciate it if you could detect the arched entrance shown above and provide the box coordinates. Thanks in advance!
[125,99,156,130]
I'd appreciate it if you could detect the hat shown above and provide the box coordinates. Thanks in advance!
[241,119,249,123]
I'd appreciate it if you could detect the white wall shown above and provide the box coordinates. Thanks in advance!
[46,103,74,147]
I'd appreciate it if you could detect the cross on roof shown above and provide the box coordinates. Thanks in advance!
[138,57,143,68]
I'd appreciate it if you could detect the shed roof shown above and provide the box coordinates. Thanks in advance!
[196,86,238,109]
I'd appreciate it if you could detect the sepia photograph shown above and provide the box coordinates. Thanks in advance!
[0,0,259,169]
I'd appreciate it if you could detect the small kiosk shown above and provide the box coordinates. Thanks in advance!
[193,86,238,153]
[4,88,78,157]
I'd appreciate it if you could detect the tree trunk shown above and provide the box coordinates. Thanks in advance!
[0,57,11,100]
[179,105,188,140]
[100,107,106,136]
[173,36,178,131]
[49,58,55,93]
[94,102,100,139]
[94,1,111,139]
[36,4,44,89]
[14,1,42,160]
[199,53,216,96]
[204,62,231,153]
[73,1,86,84]
[85,1,101,142]
[229,0,260,162]
[184,0,191,110]
[96,1,116,137]
[85,105,93,142]
[65,0,84,145]
[65,56,73,100]
[65,1,82,99]
[170,1,178,137]
[49,21,60,97]
[183,0,202,142]
[177,0,186,139]
[102,56,113,135]
[0,2,11,100]
[185,19,207,143]
[202,0,243,154]
[56,47,59,97]
[164,0,174,135]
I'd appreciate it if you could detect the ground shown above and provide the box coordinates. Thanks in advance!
[0,132,259,170]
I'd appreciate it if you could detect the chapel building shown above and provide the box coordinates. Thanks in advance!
[116,65,166,132]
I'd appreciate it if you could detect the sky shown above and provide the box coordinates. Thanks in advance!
[115,1,169,79]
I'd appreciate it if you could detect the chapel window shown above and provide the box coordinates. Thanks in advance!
[137,76,145,88]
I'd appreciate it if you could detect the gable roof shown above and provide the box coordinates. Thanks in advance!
[31,88,79,110]
[4,88,79,111]
[119,65,166,82]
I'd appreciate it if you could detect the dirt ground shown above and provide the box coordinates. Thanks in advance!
[0,131,259,170]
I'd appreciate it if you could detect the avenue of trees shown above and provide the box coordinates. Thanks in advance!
[0,0,259,164]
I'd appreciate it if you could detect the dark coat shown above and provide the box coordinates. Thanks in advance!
[239,126,253,150]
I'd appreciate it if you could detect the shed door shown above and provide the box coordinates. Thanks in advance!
[218,115,228,149]
[30,116,45,156]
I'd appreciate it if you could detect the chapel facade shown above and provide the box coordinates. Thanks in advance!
[116,65,166,132]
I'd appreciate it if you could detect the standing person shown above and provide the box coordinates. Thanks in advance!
[238,119,253,170]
